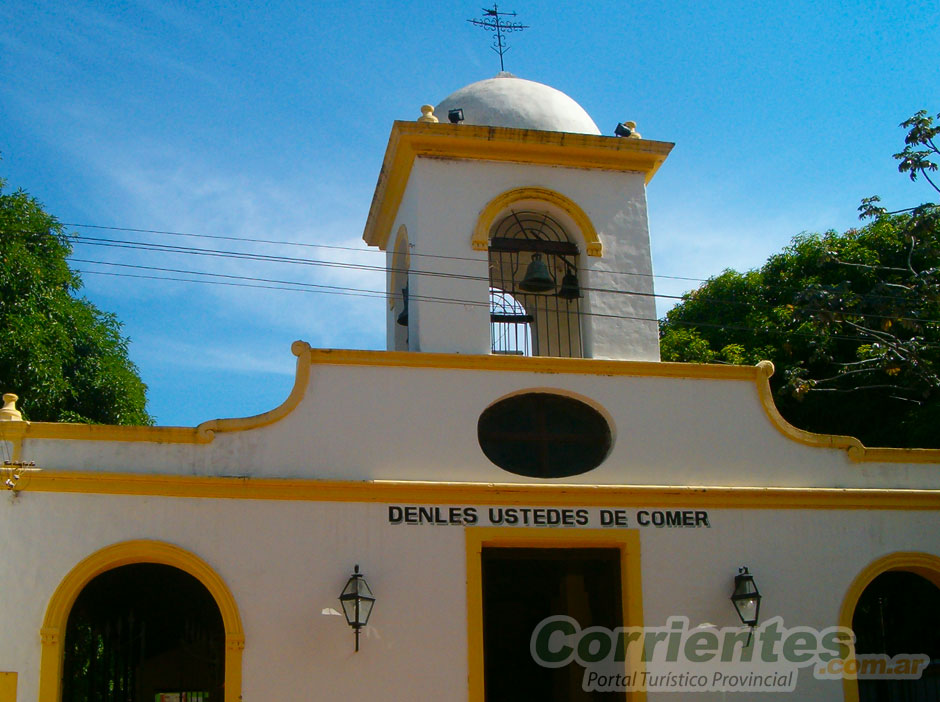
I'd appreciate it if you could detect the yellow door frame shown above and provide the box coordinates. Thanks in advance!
[465,527,644,701]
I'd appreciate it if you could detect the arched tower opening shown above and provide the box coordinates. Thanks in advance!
[488,210,583,358]
[389,225,411,351]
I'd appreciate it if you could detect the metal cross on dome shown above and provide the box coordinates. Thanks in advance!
[467,4,529,72]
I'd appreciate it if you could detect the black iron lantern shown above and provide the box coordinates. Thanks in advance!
[339,564,375,652]
[730,566,761,641]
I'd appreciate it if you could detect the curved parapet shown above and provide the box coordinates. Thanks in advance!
[6,350,940,476]
[750,360,940,463]
[195,340,313,440]
[14,341,313,447]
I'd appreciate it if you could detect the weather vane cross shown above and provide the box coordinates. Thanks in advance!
[467,4,529,72]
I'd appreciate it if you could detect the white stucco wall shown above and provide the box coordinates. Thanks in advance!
[393,157,659,360]
[1,491,937,701]
[4,353,938,700]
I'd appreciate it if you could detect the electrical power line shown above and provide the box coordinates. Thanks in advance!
[7,219,931,327]
[67,234,940,325]
[60,222,704,282]
[74,260,939,346]
[25,222,936,312]
[64,229,937,308]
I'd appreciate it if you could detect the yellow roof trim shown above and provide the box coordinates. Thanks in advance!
[305,346,765,378]
[362,121,674,250]
[15,341,313,445]
[13,472,940,508]
[11,345,940,463]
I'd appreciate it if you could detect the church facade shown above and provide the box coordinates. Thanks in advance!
[1,74,938,702]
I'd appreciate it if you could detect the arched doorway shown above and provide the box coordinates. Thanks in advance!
[62,564,224,701]
[39,540,244,702]
[841,553,940,702]
[853,571,940,701]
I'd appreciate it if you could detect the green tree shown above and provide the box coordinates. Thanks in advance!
[0,178,152,424]
[660,112,940,448]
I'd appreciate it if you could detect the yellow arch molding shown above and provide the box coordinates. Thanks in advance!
[838,551,940,702]
[39,540,244,702]
[472,186,604,256]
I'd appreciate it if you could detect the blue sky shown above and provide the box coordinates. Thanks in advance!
[2,0,938,426]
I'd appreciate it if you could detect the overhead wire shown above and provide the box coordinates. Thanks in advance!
[67,233,940,326]
[73,260,939,347]
[5,216,929,336]
[69,232,938,308]
[16,222,935,308]
[60,222,705,282]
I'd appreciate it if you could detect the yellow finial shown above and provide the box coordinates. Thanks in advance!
[417,104,439,123]
[0,394,23,422]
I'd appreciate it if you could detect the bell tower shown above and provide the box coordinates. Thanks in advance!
[362,74,672,361]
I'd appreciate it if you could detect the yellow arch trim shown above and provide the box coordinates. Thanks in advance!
[39,540,244,702]
[465,528,644,701]
[838,551,940,702]
[472,187,604,256]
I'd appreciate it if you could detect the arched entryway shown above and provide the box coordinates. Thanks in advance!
[39,541,243,702]
[63,564,225,701]
[841,552,940,702]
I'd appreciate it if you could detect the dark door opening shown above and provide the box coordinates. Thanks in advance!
[853,571,940,702]
[482,547,625,701]
[63,563,225,702]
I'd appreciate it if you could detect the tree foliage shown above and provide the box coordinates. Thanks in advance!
[0,178,152,424]
[660,112,940,448]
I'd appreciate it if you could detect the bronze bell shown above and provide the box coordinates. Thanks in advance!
[558,270,581,300]
[518,254,555,293]
[396,286,408,326]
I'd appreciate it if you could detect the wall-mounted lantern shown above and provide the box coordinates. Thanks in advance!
[730,566,762,643]
[339,564,375,652]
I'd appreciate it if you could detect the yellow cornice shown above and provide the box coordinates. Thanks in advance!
[12,346,940,464]
[306,346,764,378]
[362,121,674,250]
[13,472,940,509]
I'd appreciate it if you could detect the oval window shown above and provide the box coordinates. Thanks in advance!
[477,393,612,478]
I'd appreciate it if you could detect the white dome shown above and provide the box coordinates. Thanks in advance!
[435,73,601,135]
